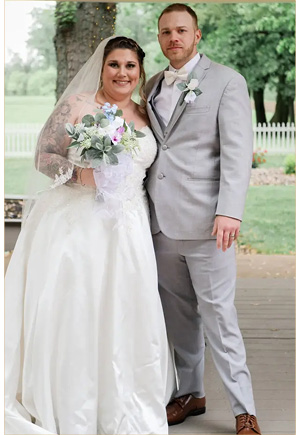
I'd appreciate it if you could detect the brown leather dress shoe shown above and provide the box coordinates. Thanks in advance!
[167,394,206,426]
[236,414,261,434]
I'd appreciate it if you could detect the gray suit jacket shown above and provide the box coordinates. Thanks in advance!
[145,54,253,240]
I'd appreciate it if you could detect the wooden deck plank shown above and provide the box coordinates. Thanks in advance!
[169,276,295,435]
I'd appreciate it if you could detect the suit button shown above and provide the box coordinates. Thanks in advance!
[158,173,164,179]
[162,145,168,150]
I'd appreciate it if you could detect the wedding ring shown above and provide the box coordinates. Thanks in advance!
[229,234,235,238]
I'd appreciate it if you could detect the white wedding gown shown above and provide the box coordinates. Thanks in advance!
[5,126,175,435]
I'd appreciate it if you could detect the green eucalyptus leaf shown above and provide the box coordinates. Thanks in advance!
[90,158,104,168]
[194,88,202,96]
[82,114,95,127]
[104,135,112,147]
[128,121,135,131]
[94,112,106,123]
[100,118,110,128]
[103,154,111,165]
[94,142,104,151]
[91,135,101,146]
[135,131,146,138]
[112,144,124,153]
[177,82,186,91]
[108,153,119,165]
[67,141,80,149]
[85,149,102,160]
[65,123,75,135]
[115,109,123,117]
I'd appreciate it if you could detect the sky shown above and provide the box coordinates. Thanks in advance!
[5,0,55,62]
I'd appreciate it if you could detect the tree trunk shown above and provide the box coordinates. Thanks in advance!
[269,92,289,124]
[269,74,294,124]
[54,2,116,101]
[288,98,295,123]
[253,88,267,125]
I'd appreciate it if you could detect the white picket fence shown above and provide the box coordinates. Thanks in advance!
[5,122,296,157]
[253,122,296,154]
[5,124,43,158]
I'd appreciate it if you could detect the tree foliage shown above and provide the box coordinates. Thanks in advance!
[195,2,295,123]
[116,2,295,124]
[26,5,56,69]
[27,67,57,96]
[5,4,56,96]
[6,70,28,96]
[5,1,295,124]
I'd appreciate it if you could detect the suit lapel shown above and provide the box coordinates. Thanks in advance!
[164,55,211,140]
[147,72,165,141]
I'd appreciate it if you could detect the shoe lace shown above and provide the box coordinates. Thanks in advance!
[239,414,256,429]
[173,395,188,409]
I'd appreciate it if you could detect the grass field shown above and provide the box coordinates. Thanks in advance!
[5,96,56,124]
[4,158,34,195]
[5,156,287,195]
[4,97,294,255]
[238,185,295,255]
[5,95,273,125]
[4,158,295,255]
[263,154,287,168]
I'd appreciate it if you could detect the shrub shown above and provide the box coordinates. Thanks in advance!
[27,67,57,96]
[252,149,267,168]
[284,154,296,174]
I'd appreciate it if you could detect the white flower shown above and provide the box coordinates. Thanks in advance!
[109,116,124,131]
[184,91,197,103]
[100,116,124,136]
[177,75,202,105]
[186,78,199,91]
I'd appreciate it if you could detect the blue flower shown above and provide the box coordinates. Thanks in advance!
[102,102,118,120]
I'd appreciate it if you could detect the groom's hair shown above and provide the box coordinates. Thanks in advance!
[158,3,199,30]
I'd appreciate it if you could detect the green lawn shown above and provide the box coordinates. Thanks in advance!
[4,96,294,255]
[262,154,286,168]
[6,96,274,125]
[5,159,295,255]
[5,96,56,124]
[4,158,34,195]
[239,185,295,254]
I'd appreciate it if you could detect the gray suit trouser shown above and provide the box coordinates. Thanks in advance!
[153,232,256,417]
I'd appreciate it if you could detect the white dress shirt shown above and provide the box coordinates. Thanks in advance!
[154,53,200,126]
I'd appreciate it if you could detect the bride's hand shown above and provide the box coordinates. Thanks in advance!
[79,168,96,187]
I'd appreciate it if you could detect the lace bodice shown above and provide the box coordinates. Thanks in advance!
[68,125,156,186]
[67,126,157,214]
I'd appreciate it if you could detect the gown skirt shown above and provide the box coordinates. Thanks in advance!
[5,127,175,434]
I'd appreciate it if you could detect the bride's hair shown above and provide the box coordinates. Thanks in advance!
[101,36,147,113]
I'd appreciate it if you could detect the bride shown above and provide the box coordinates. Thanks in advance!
[5,36,175,435]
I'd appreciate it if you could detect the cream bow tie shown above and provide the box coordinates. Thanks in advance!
[164,68,188,85]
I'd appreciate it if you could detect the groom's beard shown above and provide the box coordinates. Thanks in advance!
[162,40,197,67]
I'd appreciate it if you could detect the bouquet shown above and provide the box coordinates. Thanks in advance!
[66,102,145,167]
[65,102,146,211]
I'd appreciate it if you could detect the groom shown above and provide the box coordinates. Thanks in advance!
[145,3,261,435]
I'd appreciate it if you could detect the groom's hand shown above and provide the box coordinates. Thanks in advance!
[211,215,241,252]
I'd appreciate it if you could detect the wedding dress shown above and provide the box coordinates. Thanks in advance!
[5,126,175,434]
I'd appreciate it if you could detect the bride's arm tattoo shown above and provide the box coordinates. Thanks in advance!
[35,100,78,181]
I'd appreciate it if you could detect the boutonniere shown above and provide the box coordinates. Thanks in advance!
[177,73,202,104]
